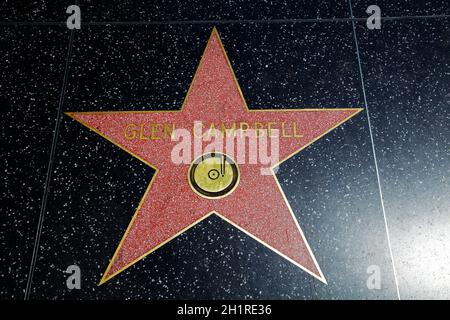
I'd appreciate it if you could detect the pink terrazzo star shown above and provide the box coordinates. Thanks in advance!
[67,27,362,284]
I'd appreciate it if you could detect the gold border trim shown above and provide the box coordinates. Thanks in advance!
[66,27,363,286]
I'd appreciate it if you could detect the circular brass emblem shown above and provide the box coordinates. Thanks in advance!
[188,152,239,199]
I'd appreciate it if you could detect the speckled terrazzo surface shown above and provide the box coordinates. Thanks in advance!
[0,1,449,300]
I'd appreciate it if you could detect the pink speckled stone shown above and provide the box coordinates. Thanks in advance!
[69,28,361,284]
